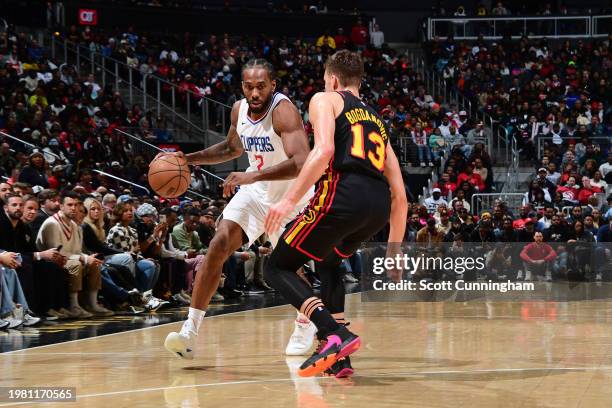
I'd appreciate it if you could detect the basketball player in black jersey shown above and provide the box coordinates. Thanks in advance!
[264,50,408,377]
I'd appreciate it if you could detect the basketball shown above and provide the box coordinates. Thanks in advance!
[148,154,191,198]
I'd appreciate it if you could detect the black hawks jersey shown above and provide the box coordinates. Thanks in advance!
[330,90,389,183]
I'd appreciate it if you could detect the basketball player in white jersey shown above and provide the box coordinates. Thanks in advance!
[164,59,317,359]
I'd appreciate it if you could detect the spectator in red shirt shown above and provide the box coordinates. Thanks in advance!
[434,172,457,198]
[334,27,349,49]
[456,164,485,192]
[577,176,602,205]
[351,18,368,49]
[520,231,557,281]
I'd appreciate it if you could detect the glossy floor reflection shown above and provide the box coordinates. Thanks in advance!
[2,293,612,407]
[0,293,290,353]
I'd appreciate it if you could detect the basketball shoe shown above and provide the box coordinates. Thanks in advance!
[324,356,354,378]
[298,325,360,377]
[285,316,317,356]
[165,318,197,360]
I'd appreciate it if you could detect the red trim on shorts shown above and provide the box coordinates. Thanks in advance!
[294,169,340,248]
[334,247,351,258]
[295,244,323,262]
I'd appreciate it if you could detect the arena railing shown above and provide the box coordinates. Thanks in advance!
[536,136,612,160]
[471,192,525,216]
[427,15,609,40]
[49,34,230,145]
[405,49,507,164]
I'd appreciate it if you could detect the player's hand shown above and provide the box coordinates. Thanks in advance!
[264,198,294,235]
[385,243,404,283]
[222,172,255,198]
[154,151,186,163]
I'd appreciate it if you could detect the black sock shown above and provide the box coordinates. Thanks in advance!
[308,304,340,337]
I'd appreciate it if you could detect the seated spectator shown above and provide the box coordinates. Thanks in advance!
[17,151,48,189]
[1,192,67,320]
[578,176,602,205]
[416,218,445,247]
[159,207,203,303]
[457,164,485,193]
[434,172,456,198]
[411,123,434,167]
[0,252,41,327]
[106,202,164,309]
[557,176,580,206]
[21,195,39,225]
[590,171,607,191]
[31,189,61,237]
[424,188,447,214]
[520,231,557,281]
[81,198,144,312]
[36,191,110,318]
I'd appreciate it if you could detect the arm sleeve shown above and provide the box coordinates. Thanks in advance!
[520,244,534,262]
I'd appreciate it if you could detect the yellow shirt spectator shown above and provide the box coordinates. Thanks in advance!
[315,35,336,49]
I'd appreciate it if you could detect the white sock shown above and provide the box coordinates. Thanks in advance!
[69,292,79,309]
[181,307,206,336]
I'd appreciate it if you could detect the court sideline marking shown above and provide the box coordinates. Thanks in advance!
[0,366,610,406]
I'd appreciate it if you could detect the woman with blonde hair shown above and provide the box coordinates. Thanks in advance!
[82,198,143,312]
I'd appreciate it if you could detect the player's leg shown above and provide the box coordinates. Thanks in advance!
[264,239,361,377]
[317,251,355,378]
[165,219,245,359]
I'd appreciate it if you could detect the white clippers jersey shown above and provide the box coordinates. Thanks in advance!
[236,92,304,205]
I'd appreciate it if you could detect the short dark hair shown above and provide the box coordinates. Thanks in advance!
[186,208,201,218]
[38,189,59,204]
[2,192,22,205]
[242,59,275,81]
[159,207,177,216]
[324,50,364,87]
[61,190,81,204]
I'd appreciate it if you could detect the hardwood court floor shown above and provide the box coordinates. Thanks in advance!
[2,294,612,407]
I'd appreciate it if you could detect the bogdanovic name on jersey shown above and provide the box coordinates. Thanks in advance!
[240,135,275,152]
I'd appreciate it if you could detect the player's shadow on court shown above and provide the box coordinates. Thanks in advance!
[358,356,477,369]
[347,367,585,387]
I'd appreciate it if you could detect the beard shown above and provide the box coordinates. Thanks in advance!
[247,94,273,114]
[9,211,23,220]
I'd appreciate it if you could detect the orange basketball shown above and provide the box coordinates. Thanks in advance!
[148,154,191,198]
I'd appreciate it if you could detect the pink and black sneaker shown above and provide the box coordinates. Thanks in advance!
[325,356,354,378]
[298,326,360,377]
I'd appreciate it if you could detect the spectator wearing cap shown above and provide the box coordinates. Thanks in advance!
[424,188,448,214]
[135,203,166,260]
[520,231,557,281]
[18,151,48,189]
[47,165,67,190]
[106,202,162,298]
[198,206,219,247]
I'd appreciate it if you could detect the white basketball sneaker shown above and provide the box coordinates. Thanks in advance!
[285,318,317,356]
[165,319,197,360]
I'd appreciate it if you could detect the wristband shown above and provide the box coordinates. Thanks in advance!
[35,252,41,261]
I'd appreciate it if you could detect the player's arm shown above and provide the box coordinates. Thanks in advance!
[384,143,408,243]
[162,101,244,166]
[383,143,408,283]
[264,92,337,234]
[222,100,310,197]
